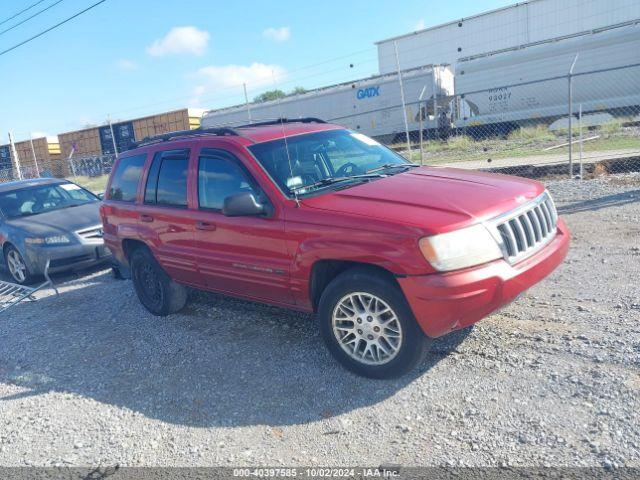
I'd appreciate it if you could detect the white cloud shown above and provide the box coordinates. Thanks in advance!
[414,19,425,31]
[116,59,137,71]
[189,62,287,107]
[147,26,210,57]
[262,26,291,43]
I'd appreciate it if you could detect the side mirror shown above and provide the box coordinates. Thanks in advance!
[222,192,265,217]
[97,192,105,200]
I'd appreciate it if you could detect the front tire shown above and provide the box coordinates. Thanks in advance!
[318,267,427,379]
[4,245,34,285]
[130,247,187,316]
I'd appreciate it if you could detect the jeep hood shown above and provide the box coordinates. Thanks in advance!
[300,167,545,234]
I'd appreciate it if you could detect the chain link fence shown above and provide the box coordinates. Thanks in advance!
[328,62,640,179]
[2,41,639,192]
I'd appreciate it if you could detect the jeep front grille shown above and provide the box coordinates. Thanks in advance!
[494,193,558,263]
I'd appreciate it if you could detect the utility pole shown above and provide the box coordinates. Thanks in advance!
[8,132,22,180]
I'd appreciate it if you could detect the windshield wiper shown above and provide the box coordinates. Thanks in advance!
[365,163,420,174]
[291,174,383,194]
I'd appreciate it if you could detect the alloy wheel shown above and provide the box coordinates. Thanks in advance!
[332,292,403,365]
[7,250,27,283]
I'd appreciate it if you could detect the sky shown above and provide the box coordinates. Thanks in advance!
[0,0,515,143]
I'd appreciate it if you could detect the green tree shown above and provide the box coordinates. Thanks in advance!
[253,89,286,103]
[291,86,306,95]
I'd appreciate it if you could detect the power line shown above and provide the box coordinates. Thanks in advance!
[0,0,46,26]
[0,0,107,57]
[0,0,65,37]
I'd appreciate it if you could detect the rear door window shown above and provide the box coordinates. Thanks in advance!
[143,149,190,207]
[108,154,146,202]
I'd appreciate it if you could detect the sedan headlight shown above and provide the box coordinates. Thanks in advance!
[25,235,71,246]
[419,224,502,272]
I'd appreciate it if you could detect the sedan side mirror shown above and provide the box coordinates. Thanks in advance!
[222,192,265,217]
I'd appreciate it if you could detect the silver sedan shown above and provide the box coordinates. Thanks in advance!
[0,178,110,284]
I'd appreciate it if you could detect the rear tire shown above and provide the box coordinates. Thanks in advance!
[318,267,427,379]
[130,247,187,316]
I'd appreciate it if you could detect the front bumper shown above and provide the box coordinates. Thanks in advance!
[398,218,570,338]
[24,242,112,275]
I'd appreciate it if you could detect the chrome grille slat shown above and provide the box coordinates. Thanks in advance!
[528,210,542,242]
[533,206,548,237]
[540,202,553,231]
[492,192,559,264]
[519,213,535,248]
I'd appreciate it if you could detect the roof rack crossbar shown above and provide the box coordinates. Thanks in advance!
[130,127,239,149]
[235,117,326,128]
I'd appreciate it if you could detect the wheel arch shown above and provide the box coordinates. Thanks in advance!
[309,259,401,312]
[121,238,150,263]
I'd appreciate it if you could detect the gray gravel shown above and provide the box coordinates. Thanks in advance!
[0,173,639,468]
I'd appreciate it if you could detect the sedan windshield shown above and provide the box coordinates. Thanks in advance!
[248,129,413,196]
[0,183,98,219]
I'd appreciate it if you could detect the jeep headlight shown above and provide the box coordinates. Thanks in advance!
[419,224,502,272]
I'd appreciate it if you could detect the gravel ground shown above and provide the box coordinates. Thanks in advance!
[0,173,638,468]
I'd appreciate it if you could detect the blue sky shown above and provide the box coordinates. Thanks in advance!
[0,0,514,142]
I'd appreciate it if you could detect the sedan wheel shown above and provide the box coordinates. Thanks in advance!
[6,247,29,284]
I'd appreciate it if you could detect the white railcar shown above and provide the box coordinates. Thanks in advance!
[454,24,640,133]
[201,65,454,140]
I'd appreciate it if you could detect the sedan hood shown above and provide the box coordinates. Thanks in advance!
[301,167,545,234]
[6,202,102,237]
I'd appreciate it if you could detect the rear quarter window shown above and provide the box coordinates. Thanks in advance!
[108,154,146,202]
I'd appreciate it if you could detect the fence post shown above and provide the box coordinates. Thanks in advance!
[393,41,412,158]
[578,103,583,180]
[567,53,579,178]
[108,117,119,156]
[29,134,41,177]
[243,83,252,123]
[418,85,427,166]
[8,132,22,180]
[67,146,77,180]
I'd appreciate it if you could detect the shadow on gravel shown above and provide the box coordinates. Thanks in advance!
[0,273,472,427]
[557,189,639,215]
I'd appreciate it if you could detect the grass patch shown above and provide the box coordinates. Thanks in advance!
[68,175,109,193]
[597,119,623,136]
[508,125,556,142]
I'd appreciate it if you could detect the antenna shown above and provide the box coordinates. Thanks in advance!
[272,70,300,207]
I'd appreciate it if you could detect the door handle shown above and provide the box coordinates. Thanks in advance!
[140,214,154,223]
[196,221,216,231]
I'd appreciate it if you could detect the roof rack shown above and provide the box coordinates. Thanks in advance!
[129,127,239,149]
[235,117,327,128]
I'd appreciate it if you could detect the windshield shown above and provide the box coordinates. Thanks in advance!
[248,129,411,196]
[0,183,98,220]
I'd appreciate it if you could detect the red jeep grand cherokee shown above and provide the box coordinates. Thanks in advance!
[101,118,569,378]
